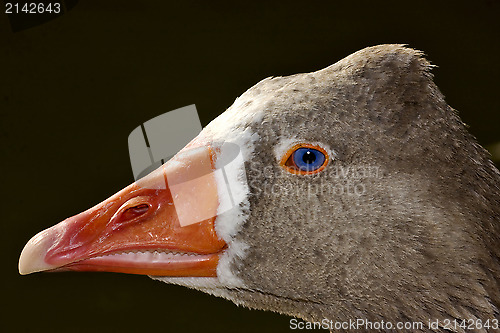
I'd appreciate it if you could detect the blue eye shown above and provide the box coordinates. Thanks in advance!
[281,144,329,175]
[291,147,326,172]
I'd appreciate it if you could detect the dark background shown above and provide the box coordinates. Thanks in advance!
[1,1,499,332]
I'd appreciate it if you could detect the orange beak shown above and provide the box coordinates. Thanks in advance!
[18,144,227,277]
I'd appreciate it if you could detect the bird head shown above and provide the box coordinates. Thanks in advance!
[19,45,500,324]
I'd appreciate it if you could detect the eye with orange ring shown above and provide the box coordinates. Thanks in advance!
[280,143,330,175]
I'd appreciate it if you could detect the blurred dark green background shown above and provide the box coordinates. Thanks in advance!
[1,1,499,332]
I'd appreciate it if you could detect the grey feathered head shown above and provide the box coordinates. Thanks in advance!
[20,45,500,330]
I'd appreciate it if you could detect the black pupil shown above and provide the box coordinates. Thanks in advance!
[302,150,316,164]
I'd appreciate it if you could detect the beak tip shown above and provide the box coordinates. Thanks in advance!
[18,229,57,275]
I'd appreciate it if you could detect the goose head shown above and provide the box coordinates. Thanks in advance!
[19,44,500,326]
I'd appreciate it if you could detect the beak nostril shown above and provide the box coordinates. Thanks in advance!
[122,204,150,221]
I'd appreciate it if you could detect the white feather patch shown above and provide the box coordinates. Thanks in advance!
[150,83,268,289]
[211,128,258,288]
